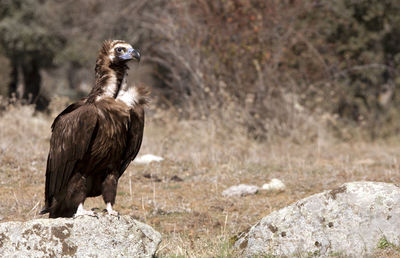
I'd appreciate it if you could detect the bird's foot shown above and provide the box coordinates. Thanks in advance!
[106,203,120,218]
[74,203,98,218]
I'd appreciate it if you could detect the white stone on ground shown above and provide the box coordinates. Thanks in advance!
[134,154,164,164]
[222,184,259,197]
[235,181,400,257]
[261,178,286,192]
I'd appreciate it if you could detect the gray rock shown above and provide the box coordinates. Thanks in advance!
[0,214,162,257]
[222,184,259,197]
[235,181,400,257]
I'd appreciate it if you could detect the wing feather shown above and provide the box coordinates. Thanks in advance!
[119,108,144,177]
[43,103,98,209]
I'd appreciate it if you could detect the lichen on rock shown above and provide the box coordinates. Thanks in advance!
[235,181,400,257]
[0,214,162,257]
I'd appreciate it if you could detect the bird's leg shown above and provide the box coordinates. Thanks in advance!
[74,203,97,217]
[102,172,119,216]
[106,202,119,216]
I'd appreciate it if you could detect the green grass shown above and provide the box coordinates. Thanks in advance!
[377,236,400,251]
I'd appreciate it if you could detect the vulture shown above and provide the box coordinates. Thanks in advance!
[40,40,149,218]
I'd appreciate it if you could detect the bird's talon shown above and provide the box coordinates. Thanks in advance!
[74,203,97,218]
[108,210,120,217]
[106,203,120,217]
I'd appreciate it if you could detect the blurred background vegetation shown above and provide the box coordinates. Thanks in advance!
[1,0,400,141]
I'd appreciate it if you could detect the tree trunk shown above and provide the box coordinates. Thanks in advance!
[8,57,49,110]
[8,59,19,98]
[22,58,41,103]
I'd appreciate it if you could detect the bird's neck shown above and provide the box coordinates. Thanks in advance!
[89,62,129,101]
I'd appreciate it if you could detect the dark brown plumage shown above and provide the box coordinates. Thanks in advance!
[40,40,149,218]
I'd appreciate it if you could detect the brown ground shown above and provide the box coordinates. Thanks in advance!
[1,103,400,257]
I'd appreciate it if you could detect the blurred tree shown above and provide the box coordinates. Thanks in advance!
[1,0,400,138]
[0,0,65,109]
[0,54,10,96]
[298,0,400,137]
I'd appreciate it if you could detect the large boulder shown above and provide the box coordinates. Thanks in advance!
[0,214,162,257]
[235,181,400,257]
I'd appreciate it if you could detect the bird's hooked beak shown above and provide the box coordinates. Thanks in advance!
[120,48,141,62]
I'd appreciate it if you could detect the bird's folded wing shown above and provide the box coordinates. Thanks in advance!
[118,109,144,177]
[45,103,98,204]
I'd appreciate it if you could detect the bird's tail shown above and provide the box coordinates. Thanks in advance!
[39,196,52,215]
[39,191,76,218]
[39,205,50,215]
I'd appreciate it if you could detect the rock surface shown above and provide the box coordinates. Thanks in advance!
[222,184,259,197]
[235,181,400,257]
[0,214,162,257]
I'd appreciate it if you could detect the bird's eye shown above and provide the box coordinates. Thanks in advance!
[116,47,124,53]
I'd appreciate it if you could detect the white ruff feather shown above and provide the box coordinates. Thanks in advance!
[96,74,118,101]
[117,87,139,107]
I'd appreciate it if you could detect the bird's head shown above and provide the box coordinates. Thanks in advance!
[100,40,141,64]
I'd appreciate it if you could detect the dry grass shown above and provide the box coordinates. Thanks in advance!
[1,101,400,257]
